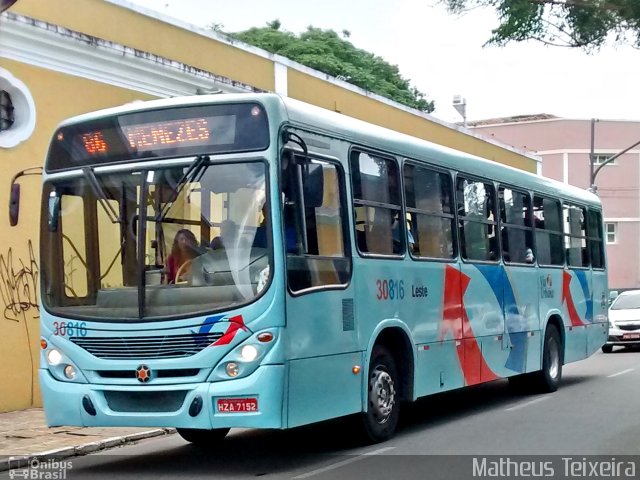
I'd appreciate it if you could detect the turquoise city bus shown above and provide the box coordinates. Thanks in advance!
[29,93,608,444]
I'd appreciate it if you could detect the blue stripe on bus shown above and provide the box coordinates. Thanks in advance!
[475,264,527,373]
[574,270,593,322]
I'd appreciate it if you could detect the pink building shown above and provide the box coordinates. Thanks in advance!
[471,116,640,291]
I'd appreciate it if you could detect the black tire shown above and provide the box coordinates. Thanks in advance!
[360,345,400,443]
[177,427,230,445]
[601,345,614,354]
[531,325,563,393]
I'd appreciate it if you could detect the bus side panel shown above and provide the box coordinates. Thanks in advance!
[588,268,609,355]
[287,352,363,428]
[459,264,504,383]
[285,289,362,428]
[563,269,590,363]
[503,265,541,374]
[409,261,465,397]
[538,268,565,363]
[415,340,464,396]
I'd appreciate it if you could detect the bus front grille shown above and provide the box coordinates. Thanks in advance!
[69,332,224,359]
[104,390,188,412]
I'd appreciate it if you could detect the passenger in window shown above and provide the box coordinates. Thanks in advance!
[525,248,535,264]
[392,213,414,253]
[253,205,268,249]
[166,229,200,284]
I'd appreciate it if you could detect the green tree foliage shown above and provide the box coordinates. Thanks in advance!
[443,0,640,50]
[229,22,434,112]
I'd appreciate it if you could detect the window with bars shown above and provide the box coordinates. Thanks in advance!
[605,222,617,244]
[0,90,14,132]
[592,154,616,166]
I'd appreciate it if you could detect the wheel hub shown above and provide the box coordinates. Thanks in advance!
[369,366,396,424]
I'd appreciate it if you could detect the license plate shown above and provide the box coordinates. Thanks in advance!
[217,397,258,413]
[623,333,640,340]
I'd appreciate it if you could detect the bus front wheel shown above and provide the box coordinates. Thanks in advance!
[177,427,230,445]
[360,345,400,443]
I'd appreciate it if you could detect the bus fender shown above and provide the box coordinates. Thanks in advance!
[361,319,417,411]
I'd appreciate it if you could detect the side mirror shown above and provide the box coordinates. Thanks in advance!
[9,183,20,226]
[48,192,60,232]
[8,167,44,227]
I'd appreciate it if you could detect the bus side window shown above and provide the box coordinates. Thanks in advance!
[403,163,455,259]
[499,186,533,264]
[284,155,351,293]
[564,203,588,268]
[588,209,605,269]
[457,177,497,262]
[350,151,402,255]
[533,195,564,266]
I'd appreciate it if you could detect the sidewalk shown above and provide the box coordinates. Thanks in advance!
[0,408,174,471]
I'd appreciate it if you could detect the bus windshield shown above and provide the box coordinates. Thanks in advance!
[40,160,270,321]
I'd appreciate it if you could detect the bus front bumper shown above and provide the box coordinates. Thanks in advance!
[39,365,285,430]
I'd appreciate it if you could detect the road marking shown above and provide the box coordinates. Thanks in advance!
[607,368,634,378]
[292,446,395,479]
[504,396,549,412]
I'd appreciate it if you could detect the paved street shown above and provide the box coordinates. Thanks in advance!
[2,348,639,480]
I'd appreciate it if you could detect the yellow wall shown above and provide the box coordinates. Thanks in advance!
[0,58,155,412]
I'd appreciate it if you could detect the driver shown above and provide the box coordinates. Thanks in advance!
[166,229,200,283]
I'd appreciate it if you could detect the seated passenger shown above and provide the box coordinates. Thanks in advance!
[166,229,200,284]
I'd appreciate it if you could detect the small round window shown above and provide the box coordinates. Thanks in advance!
[0,67,36,148]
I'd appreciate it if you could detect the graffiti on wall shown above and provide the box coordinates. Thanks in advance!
[0,240,39,322]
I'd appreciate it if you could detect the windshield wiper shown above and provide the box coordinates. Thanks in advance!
[82,167,121,223]
[155,154,210,223]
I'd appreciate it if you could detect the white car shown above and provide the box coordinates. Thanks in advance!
[604,290,640,353]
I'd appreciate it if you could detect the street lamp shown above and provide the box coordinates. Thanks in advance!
[589,117,640,192]
[453,95,467,127]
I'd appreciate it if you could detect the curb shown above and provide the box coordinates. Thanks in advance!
[0,428,176,472]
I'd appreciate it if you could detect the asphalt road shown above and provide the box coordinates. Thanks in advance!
[3,348,640,480]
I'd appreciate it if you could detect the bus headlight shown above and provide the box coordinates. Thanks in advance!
[42,343,87,383]
[226,362,239,377]
[64,365,77,380]
[47,349,63,366]
[208,330,278,382]
[240,345,259,362]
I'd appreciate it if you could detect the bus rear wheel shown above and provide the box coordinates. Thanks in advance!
[177,427,230,445]
[360,345,400,443]
[530,325,563,393]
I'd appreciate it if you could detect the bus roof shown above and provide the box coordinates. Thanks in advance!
[55,93,600,208]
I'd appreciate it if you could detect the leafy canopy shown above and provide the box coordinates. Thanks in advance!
[443,0,640,50]
[225,22,434,113]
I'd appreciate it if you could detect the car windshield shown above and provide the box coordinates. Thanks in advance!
[40,160,270,321]
[610,292,640,310]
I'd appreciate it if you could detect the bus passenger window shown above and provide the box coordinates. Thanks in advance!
[499,187,533,264]
[533,196,564,266]
[284,156,351,293]
[350,151,402,255]
[457,177,497,262]
[403,163,455,259]
[588,209,605,269]
[564,204,588,268]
